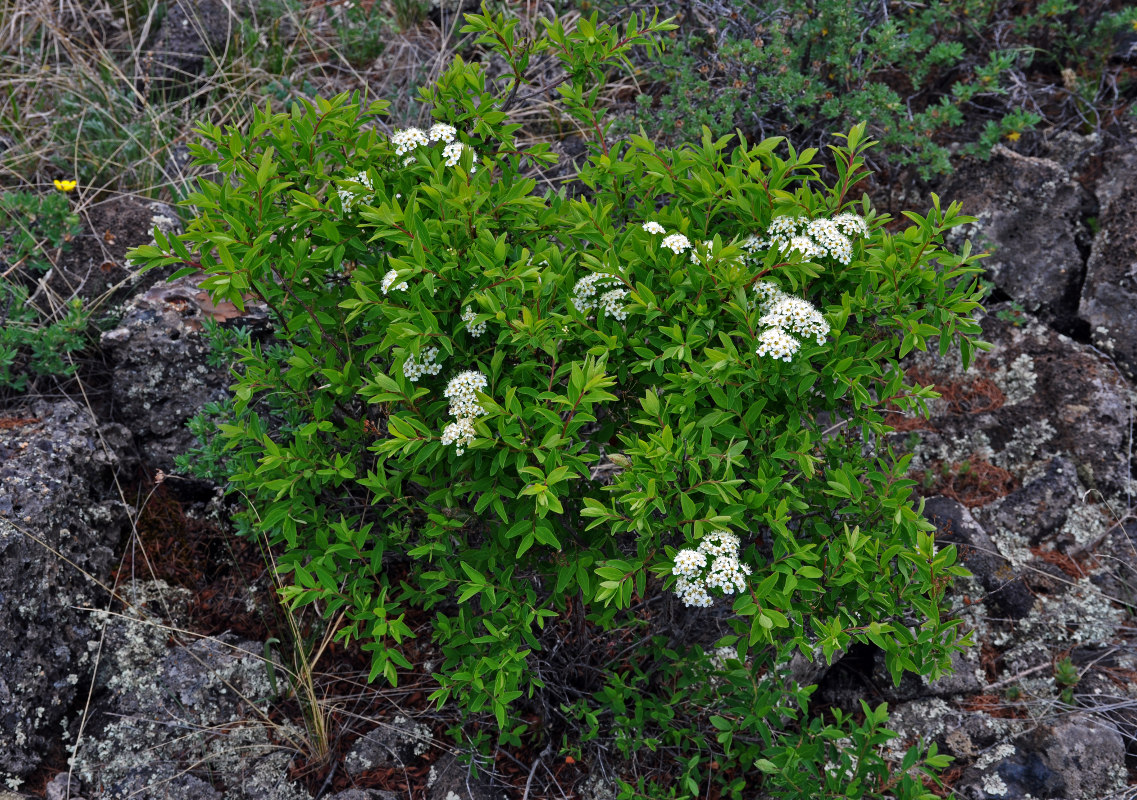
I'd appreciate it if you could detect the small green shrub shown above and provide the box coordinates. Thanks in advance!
[0,190,81,273]
[135,7,988,796]
[0,189,89,392]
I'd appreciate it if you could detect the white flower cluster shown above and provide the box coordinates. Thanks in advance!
[441,370,488,455]
[751,281,830,362]
[752,280,783,311]
[428,123,457,143]
[572,272,628,321]
[404,346,442,381]
[391,124,476,171]
[462,305,486,337]
[749,213,869,265]
[833,211,870,237]
[381,269,408,294]
[760,296,830,344]
[391,127,429,155]
[661,233,692,254]
[442,142,477,172]
[755,327,801,362]
[338,171,373,211]
[643,221,699,259]
[672,530,752,608]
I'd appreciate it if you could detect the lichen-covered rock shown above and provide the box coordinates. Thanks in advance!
[48,196,181,309]
[344,716,434,776]
[0,399,133,777]
[426,753,507,800]
[98,273,265,470]
[69,586,308,800]
[327,791,399,800]
[973,456,1080,546]
[924,496,1034,620]
[1079,127,1137,380]
[957,715,1126,800]
[938,145,1094,330]
[906,312,1133,501]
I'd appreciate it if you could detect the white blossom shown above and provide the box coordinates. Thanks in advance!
[705,554,750,594]
[741,234,769,264]
[675,576,714,608]
[444,370,488,419]
[572,272,622,314]
[428,123,457,143]
[462,305,486,337]
[672,548,707,578]
[833,212,869,238]
[661,233,692,254]
[756,327,801,362]
[441,417,477,455]
[381,269,409,294]
[697,530,741,557]
[806,218,854,264]
[392,127,429,155]
[752,280,786,312]
[760,296,830,344]
[671,530,750,607]
[337,171,373,211]
[441,369,489,455]
[442,142,476,171]
[782,234,825,260]
[642,221,666,235]
[403,347,442,381]
[599,289,629,321]
[768,216,804,237]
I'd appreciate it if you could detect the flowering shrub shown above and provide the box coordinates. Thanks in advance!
[129,6,987,797]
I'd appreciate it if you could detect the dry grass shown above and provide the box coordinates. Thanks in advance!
[0,0,467,203]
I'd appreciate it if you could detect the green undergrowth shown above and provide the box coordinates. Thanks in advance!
[0,189,89,392]
[604,0,1137,179]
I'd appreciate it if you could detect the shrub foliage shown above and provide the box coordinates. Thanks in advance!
[132,7,989,796]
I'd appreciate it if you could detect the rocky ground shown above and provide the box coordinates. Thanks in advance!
[2,0,1137,797]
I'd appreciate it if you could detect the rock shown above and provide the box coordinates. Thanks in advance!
[973,456,1080,546]
[146,0,234,96]
[70,587,308,800]
[924,496,1034,620]
[45,773,83,800]
[1034,714,1128,798]
[905,313,1133,502]
[1079,127,1137,380]
[1038,129,1103,185]
[957,715,1126,800]
[0,399,133,776]
[937,145,1094,331]
[426,753,507,800]
[98,272,266,470]
[48,196,181,310]
[344,716,433,775]
[326,791,399,800]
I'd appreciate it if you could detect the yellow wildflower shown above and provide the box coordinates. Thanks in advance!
[1005,131,1021,142]
[53,179,77,192]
